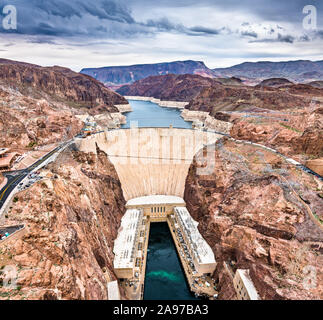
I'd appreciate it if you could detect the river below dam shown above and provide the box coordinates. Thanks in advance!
[121,99,192,129]
[143,223,198,300]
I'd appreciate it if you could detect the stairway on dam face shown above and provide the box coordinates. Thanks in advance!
[76,128,222,201]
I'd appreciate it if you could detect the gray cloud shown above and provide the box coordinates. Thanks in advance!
[0,1,230,40]
[188,26,222,35]
[315,30,323,39]
[241,31,258,38]
[250,33,295,43]
[144,17,186,33]
[0,0,139,38]
[129,0,323,24]
[0,0,321,43]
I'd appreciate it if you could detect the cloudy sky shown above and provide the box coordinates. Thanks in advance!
[0,0,322,71]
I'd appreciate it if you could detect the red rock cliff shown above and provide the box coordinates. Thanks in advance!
[0,59,127,111]
[0,145,126,300]
[184,138,323,300]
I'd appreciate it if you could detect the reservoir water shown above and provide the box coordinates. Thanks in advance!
[121,100,192,129]
[143,223,198,300]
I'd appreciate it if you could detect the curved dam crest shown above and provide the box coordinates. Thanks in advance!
[75,128,222,200]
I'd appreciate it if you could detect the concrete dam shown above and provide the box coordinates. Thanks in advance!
[76,128,222,201]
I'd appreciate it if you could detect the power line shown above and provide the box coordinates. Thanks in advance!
[106,154,323,166]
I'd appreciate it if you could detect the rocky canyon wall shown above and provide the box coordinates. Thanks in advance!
[0,145,126,300]
[184,138,323,300]
[230,105,323,160]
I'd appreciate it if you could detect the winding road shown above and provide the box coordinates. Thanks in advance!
[0,142,70,212]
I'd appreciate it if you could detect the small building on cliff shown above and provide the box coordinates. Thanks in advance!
[233,269,260,300]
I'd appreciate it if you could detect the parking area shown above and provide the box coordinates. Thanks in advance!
[17,171,43,192]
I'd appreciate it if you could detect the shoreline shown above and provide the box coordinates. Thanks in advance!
[124,96,189,109]
[181,109,233,134]
[123,96,232,134]
[114,103,133,113]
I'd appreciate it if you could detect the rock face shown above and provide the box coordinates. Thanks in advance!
[118,72,322,164]
[117,72,323,115]
[81,60,215,87]
[184,138,323,300]
[183,81,322,162]
[213,60,323,83]
[0,58,129,151]
[0,59,127,111]
[186,84,322,114]
[230,106,323,160]
[117,74,219,101]
[306,158,323,176]
[0,87,83,150]
[0,146,126,300]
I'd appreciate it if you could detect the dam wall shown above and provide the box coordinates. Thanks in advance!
[76,128,221,201]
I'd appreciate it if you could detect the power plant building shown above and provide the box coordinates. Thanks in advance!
[173,207,216,275]
[113,209,145,279]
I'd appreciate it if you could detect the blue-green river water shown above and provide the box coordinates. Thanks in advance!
[143,223,197,300]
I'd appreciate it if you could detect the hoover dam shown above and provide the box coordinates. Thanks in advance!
[74,100,222,300]
[76,127,222,201]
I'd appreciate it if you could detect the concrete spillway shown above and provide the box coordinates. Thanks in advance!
[76,128,221,201]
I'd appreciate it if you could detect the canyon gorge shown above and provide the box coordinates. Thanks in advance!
[0,58,322,301]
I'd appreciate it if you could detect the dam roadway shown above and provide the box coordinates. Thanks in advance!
[75,128,223,200]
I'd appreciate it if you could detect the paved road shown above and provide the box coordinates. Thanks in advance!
[0,143,68,211]
[204,128,323,182]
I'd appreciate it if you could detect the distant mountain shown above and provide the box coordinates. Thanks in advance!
[117,74,220,101]
[117,71,323,115]
[308,81,323,88]
[213,60,323,82]
[256,78,294,88]
[81,60,215,87]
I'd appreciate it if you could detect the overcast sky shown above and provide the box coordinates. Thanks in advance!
[0,0,322,71]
